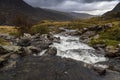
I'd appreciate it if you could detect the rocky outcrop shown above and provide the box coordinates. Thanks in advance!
[0,33,61,70]
[80,24,112,44]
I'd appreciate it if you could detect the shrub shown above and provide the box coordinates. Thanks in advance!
[32,25,49,34]
[12,14,33,36]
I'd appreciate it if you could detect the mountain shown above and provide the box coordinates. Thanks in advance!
[70,12,94,19]
[103,2,120,19]
[0,0,73,25]
[112,2,120,11]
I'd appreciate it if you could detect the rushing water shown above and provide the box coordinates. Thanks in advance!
[39,29,107,64]
[50,34,107,64]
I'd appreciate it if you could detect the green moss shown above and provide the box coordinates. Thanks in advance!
[99,24,120,41]
[89,38,120,47]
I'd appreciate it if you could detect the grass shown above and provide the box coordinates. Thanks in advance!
[0,38,10,45]
[89,21,120,47]
[90,39,120,47]
[0,26,17,34]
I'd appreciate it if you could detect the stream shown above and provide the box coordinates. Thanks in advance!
[40,29,108,65]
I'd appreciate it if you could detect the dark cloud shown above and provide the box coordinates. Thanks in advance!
[24,0,119,15]
[83,0,115,3]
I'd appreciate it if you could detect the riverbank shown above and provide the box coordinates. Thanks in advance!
[0,27,120,80]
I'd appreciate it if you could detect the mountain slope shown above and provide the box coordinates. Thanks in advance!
[0,0,73,25]
[70,12,94,19]
[112,2,120,11]
[103,2,120,19]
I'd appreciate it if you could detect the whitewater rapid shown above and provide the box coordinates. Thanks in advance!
[39,28,107,64]
[50,34,107,64]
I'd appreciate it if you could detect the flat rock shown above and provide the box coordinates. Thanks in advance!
[0,56,100,80]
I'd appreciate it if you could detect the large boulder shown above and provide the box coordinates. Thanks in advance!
[44,47,57,56]
[0,56,100,80]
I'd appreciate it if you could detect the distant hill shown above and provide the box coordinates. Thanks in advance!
[70,12,94,19]
[0,0,73,25]
[103,2,120,19]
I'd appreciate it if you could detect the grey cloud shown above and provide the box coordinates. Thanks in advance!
[83,0,116,3]
[24,0,117,7]
[24,0,119,15]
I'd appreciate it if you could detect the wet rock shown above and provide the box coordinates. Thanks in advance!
[53,37,61,43]
[44,47,57,56]
[117,44,120,48]
[17,38,31,47]
[18,47,32,56]
[0,52,14,70]
[47,33,54,41]
[23,33,32,38]
[80,31,96,43]
[0,53,13,63]
[108,57,120,72]
[58,27,67,32]
[105,46,120,58]
[100,69,120,80]
[93,34,100,39]
[3,46,21,52]
[30,34,53,51]
[29,46,41,54]
[0,56,100,80]
[93,67,106,76]
[88,24,112,32]
[96,57,120,73]
[81,28,88,34]
[67,30,81,36]
[9,54,20,61]
[1,54,20,71]
[93,44,106,50]
[0,46,8,54]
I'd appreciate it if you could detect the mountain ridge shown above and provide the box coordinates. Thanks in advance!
[0,0,73,25]
[103,2,120,19]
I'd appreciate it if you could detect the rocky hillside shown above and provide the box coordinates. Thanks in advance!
[103,2,120,19]
[0,0,73,25]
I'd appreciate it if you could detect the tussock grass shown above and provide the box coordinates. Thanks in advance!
[0,26,17,34]
[0,38,10,45]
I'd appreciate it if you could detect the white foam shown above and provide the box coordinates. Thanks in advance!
[51,34,107,64]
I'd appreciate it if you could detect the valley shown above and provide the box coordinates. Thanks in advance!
[0,0,120,80]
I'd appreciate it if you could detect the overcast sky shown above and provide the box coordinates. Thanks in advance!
[24,0,119,15]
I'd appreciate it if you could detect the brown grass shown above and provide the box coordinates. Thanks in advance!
[0,26,17,34]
